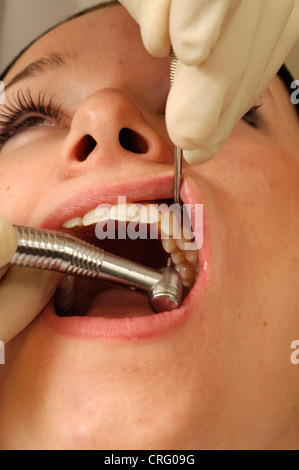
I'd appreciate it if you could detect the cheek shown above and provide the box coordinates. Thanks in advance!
[0,141,58,224]
[204,128,299,209]
[187,132,299,290]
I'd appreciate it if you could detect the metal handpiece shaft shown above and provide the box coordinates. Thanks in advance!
[10,226,183,313]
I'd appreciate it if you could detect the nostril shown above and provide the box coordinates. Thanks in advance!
[119,128,149,154]
[75,135,97,162]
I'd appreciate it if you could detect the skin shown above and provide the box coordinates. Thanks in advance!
[0,4,299,450]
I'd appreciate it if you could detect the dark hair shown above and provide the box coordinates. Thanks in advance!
[1,2,298,119]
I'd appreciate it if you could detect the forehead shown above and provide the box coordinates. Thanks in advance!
[5,4,163,84]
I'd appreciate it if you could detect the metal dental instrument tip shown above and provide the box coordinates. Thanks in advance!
[170,50,184,211]
[9,226,183,314]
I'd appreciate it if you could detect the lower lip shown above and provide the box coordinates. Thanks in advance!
[41,250,208,340]
[41,297,192,340]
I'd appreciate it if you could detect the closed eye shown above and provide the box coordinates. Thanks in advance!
[242,104,263,128]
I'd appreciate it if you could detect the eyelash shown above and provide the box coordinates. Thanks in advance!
[0,89,62,147]
[242,104,263,128]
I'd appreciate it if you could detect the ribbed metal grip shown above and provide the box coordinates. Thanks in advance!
[11,226,105,279]
[170,50,178,87]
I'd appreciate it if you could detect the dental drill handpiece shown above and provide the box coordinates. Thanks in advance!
[9,226,183,314]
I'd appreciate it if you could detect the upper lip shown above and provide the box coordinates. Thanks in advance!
[42,172,176,231]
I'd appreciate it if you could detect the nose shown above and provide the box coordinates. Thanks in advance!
[60,89,172,172]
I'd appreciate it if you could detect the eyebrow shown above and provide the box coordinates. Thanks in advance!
[4,52,74,91]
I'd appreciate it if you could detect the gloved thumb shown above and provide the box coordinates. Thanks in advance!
[0,218,18,269]
[183,140,225,166]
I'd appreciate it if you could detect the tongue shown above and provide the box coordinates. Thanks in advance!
[86,289,154,318]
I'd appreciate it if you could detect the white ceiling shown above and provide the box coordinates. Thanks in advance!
[0,0,298,78]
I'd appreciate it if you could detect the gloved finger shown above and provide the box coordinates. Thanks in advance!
[0,267,62,344]
[166,0,263,157]
[196,0,299,164]
[170,0,241,66]
[119,0,172,57]
[0,217,18,268]
[167,0,298,165]
[118,0,142,22]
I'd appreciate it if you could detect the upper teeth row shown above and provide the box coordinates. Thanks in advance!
[63,202,194,240]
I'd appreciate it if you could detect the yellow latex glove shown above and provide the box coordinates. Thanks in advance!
[119,0,299,164]
[0,217,61,344]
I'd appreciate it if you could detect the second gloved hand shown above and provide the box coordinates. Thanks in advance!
[119,0,299,164]
[0,217,62,344]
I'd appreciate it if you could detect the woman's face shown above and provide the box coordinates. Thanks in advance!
[0,4,299,450]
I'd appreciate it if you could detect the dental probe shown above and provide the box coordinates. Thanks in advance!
[170,51,184,211]
[9,226,183,314]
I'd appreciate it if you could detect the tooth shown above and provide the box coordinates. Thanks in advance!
[55,291,75,312]
[55,276,75,312]
[171,250,186,265]
[110,203,140,222]
[58,275,75,295]
[62,217,83,229]
[138,204,160,224]
[181,207,193,231]
[183,279,196,289]
[175,237,193,252]
[109,203,161,225]
[175,263,195,282]
[160,210,181,238]
[184,250,199,265]
[127,203,145,222]
[82,209,97,226]
[83,206,111,226]
[161,237,178,254]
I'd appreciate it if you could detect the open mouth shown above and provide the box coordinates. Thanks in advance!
[54,199,200,319]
